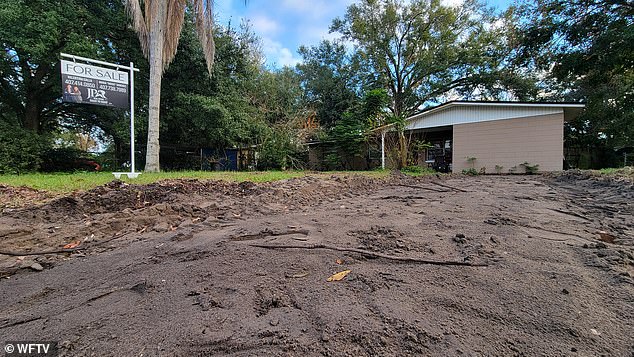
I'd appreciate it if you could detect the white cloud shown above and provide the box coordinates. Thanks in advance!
[261,37,302,68]
[249,15,281,35]
[441,0,465,7]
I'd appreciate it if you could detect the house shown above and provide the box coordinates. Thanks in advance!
[377,101,586,173]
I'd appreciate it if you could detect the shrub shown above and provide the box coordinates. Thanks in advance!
[462,168,478,176]
[401,165,423,174]
[0,123,45,174]
[258,127,306,170]
[521,162,540,174]
[402,165,436,175]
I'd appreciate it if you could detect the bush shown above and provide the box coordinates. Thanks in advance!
[401,165,423,174]
[258,127,306,170]
[40,147,90,172]
[0,123,45,174]
[462,168,478,176]
[521,162,539,174]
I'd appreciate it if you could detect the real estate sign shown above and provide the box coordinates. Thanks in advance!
[61,60,129,109]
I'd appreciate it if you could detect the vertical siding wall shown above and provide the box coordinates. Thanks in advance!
[452,113,564,173]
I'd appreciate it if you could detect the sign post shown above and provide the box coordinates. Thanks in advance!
[60,53,140,179]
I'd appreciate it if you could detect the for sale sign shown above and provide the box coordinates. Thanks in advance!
[61,60,129,109]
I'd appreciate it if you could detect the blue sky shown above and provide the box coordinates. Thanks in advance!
[215,0,513,68]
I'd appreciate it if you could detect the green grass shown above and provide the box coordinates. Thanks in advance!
[0,170,395,194]
[598,167,633,174]
[596,166,634,177]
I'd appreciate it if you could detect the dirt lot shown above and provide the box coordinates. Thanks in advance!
[0,172,633,356]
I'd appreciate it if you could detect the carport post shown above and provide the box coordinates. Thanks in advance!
[381,130,386,170]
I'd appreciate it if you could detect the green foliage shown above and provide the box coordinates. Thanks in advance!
[250,68,304,125]
[258,126,306,170]
[326,89,390,169]
[297,40,362,127]
[411,140,433,152]
[520,162,539,174]
[401,165,423,174]
[168,93,245,149]
[39,147,101,172]
[401,165,436,176]
[462,168,479,176]
[0,123,46,174]
[331,0,520,117]
[515,0,634,163]
[324,153,342,171]
[495,165,504,174]
[156,21,305,170]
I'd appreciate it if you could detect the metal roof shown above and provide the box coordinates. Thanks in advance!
[373,101,586,133]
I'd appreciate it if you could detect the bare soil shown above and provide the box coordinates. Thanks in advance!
[0,173,633,356]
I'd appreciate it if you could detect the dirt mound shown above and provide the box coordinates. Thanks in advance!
[0,175,389,276]
[0,184,54,209]
[1,173,633,356]
[549,168,634,186]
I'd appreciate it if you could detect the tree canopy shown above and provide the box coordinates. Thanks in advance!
[515,0,633,151]
[0,0,631,173]
[330,0,524,118]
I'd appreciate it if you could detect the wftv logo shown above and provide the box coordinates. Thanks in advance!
[87,88,107,100]
[4,341,57,356]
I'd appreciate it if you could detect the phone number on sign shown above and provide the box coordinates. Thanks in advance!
[65,80,95,88]
[98,84,127,93]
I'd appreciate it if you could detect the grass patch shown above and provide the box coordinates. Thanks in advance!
[0,171,308,193]
[0,170,398,194]
[596,166,634,178]
[598,167,632,174]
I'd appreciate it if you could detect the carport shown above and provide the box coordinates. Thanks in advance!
[379,101,585,173]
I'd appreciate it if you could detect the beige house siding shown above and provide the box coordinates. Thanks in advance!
[452,113,564,173]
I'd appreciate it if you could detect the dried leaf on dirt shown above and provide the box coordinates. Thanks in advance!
[63,241,81,249]
[327,270,351,282]
[597,231,616,243]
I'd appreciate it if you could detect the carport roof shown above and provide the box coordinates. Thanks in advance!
[373,101,586,133]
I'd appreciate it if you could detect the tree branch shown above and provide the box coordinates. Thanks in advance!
[248,243,487,266]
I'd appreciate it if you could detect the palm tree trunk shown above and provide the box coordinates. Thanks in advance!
[144,0,167,173]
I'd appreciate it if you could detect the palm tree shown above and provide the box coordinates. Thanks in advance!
[124,0,216,172]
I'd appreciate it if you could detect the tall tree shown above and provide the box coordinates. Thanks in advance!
[515,0,633,153]
[124,0,217,172]
[160,21,268,156]
[331,0,516,118]
[296,40,363,127]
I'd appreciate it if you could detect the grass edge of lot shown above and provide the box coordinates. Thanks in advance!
[0,170,404,194]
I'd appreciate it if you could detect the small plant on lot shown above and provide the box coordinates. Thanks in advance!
[401,165,435,176]
[401,165,423,174]
[509,166,518,174]
[465,156,477,169]
[520,162,539,174]
[495,165,503,174]
[479,167,486,175]
[461,156,478,175]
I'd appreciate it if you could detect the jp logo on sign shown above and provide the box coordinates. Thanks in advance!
[87,89,107,100]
